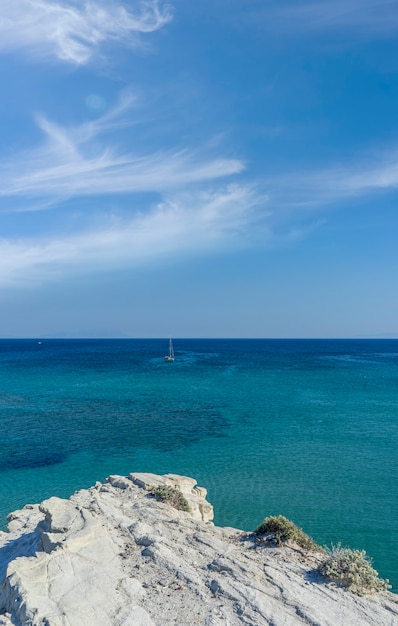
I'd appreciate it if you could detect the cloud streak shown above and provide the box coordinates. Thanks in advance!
[265,148,398,208]
[0,185,267,287]
[0,0,172,65]
[2,92,398,291]
[0,93,265,288]
[0,96,244,203]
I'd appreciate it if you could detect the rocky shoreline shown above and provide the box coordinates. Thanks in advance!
[0,472,397,625]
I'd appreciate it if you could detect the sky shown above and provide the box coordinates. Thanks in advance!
[0,0,398,338]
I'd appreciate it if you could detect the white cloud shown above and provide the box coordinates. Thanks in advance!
[5,145,244,197]
[0,91,261,288]
[3,93,398,290]
[268,149,398,207]
[0,185,267,287]
[0,0,172,65]
[0,95,244,203]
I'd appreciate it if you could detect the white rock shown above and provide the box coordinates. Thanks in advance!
[0,473,397,626]
[129,472,214,522]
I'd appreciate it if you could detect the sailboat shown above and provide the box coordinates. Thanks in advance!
[164,338,175,362]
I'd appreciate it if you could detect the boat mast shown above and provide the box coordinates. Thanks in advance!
[165,337,175,361]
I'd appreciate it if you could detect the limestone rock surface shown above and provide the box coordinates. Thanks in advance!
[0,472,397,626]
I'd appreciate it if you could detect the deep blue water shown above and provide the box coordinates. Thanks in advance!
[0,338,397,591]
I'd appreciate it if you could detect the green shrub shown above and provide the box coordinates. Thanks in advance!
[255,515,320,550]
[318,544,391,594]
[150,486,190,512]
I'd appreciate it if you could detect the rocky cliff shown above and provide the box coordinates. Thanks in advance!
[0,472,397,626]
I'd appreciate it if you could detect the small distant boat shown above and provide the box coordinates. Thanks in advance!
[164,338,175,362]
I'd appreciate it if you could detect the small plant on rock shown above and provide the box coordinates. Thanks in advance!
[150,486,190,512]
[318,544,390,595]
[255,515,320,550]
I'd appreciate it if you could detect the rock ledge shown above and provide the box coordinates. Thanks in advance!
[0,472,397,625]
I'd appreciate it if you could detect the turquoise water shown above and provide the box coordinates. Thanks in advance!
[0,338,397,591]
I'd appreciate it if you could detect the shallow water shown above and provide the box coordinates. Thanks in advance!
[0,338,397,591]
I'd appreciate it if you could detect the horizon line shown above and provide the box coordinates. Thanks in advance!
[1,336,398,341]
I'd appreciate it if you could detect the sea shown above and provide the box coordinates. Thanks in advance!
[0,338,397,591]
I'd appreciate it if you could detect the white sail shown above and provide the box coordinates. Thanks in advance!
[164,338,174,361]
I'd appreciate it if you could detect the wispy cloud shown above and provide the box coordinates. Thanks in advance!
[0,185,267,287]
[0,0,172,65]
[0,92,267,287]
[245,0,398,37]
[265,149,398,207]
[3,93,398,289]
[0,94,244,204]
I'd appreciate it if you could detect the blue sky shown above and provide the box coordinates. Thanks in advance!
[0,0,398,338]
